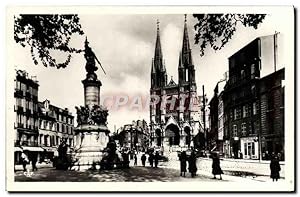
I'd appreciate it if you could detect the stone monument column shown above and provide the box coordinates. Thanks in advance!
[82,74,101,108]
[73,38,110,170]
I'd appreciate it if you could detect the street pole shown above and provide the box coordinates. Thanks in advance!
[130,126,133,151]
[202,85,207,152]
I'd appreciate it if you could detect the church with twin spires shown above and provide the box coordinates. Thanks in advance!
[150,15,201,152]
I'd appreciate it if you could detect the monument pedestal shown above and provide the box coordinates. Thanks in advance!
[73,125,109,170]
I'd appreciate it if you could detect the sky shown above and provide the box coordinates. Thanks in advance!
[12,13,288,132]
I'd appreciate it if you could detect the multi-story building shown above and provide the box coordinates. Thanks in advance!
[38,99,75,161]
[222,33,285,160]
[117,120,149,151]
[14,70,41,164]
[150,16,201,152]
[259,68,285,160]
[208,80,227,154]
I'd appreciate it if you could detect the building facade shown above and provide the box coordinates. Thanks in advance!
[14,70,41,164]
[208,80,227,155]
[259,68,285,160]
[38,100,75,161]
[117,120,149,151]
[150,16,201,152]
[222,34,285,160]
[14,70,75,164]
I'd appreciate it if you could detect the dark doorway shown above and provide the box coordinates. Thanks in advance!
[165,124,180,146]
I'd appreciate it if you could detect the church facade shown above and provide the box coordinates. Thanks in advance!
[149,16,201,152]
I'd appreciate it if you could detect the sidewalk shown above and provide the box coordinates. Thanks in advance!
[159,159,284,183]
[197,158,285,178]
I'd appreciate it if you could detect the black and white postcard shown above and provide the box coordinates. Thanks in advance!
[6,6,295,192]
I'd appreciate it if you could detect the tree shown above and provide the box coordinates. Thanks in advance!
[193,14,266,56]
[14,14,84,68]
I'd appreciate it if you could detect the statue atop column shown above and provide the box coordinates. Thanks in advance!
[84,37,98,74]
[84,37,106,78]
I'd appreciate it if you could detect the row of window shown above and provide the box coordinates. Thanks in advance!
[39,134,73,147]
[39,120,74,134]
[226,102,258,122]
[16,98,38,112]
[15,81,38,97]
[57,113,73,124]
[232,121,259,137]
[16,114,38,128]
[229,64,258,85]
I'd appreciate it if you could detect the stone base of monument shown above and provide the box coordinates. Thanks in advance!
[71,124,109,171]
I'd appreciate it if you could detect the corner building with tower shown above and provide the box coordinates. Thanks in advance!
[150,16,201,153]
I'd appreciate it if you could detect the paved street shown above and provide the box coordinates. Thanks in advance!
[15,166,224,182]
[15,156,283,183]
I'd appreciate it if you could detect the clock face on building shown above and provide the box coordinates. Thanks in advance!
[44,100,50,112]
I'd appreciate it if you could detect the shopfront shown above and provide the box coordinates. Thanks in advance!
[240,137,259,159]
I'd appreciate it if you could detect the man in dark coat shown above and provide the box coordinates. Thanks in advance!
[148,153,154,167]
[31,152,38,171]
[179,151,187,177]
[154,151,160,168]
[188,151,197,177]
[134,154,137,166]
[270,155,281,181]
[212,153,223,180]
[141,154,146,167]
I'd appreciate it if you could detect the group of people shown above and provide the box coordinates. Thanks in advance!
[133,151,161,168]
[179,151,223,179]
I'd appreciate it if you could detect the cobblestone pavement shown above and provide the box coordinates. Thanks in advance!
[15,166,227,182]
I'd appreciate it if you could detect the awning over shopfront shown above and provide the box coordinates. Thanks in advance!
[14,147,23,152]
[22,146,44,152]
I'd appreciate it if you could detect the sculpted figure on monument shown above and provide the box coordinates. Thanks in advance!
[83,37,106,76]
[84,37,98,74]
[75,106,83,125]
[76,105,108,126]
[91,105,108,125]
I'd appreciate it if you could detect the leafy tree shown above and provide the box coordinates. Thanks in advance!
[14,14,84,68]
[193,14,266,56]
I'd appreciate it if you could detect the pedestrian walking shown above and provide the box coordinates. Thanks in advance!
[212,152,223,180]
[31,153,38,171]
[148,153,154,167]
[141,154,146,167]
[188,151,197,177]
[179,151,187,177]
[270,154,281,181]
[21,151,28,172]
[154,151,159,168]
[134,154,137,166]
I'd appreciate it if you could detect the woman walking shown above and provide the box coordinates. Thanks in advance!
[141,154,146,167]
[270,154,281,181]
[188,151,197,178]
[212,152,223,180]
[179,151,187,177]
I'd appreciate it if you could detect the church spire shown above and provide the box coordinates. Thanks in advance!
[154,19,163,71]
[181,14,192,66]
[151,58,155,73]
